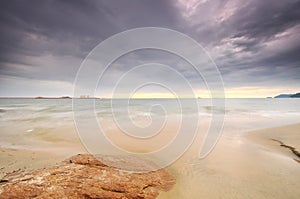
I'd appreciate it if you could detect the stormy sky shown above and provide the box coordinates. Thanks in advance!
[0,0,299,97]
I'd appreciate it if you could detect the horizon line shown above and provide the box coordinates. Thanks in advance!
[0,96,288,99]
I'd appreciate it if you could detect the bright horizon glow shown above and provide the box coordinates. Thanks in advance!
[0,87,298,99]
[97,86,299,98]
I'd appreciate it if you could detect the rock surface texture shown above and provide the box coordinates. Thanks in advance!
[0,154,175,199]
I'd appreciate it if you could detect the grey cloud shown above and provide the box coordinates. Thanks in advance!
[231,0,300,40]
[0,0,299,96]
[0,0,117,59]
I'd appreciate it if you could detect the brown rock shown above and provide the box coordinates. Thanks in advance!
[0,154,175,199]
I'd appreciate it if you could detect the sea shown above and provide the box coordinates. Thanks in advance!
[0,98,299,151]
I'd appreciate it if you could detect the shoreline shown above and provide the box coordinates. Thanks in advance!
[1,123,299,177]
[1,122,300,198]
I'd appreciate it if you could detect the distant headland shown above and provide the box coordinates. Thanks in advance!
[271,92,300,98]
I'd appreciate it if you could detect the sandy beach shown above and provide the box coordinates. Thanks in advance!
[158,123,300,198]
[0,126,87,179]
[1,122,299,198]
[0,148,64,179]
[246,123,300,161]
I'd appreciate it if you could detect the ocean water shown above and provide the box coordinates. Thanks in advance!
[0,98,300,150]
[1,98,300,121]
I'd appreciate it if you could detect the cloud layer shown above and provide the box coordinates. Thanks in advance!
[0,0,299,97]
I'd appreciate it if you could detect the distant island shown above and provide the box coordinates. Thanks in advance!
[273,93,300,98]
[34,96,101,99]
[35,96,71,99]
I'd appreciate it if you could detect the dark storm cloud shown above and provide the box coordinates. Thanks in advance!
[222,0,300,69]
[0,0,299,96]
[0,0,116,58]
[186,0,300,88]
[232,0,300,40]
[0,0,182,58]
[0,0,181,85]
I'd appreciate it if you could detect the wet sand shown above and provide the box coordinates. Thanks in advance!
[0,148,64,179]
[1,123,300,198]
[246,123,300,161]
[159,123,300,198]
[0,126,87,179]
